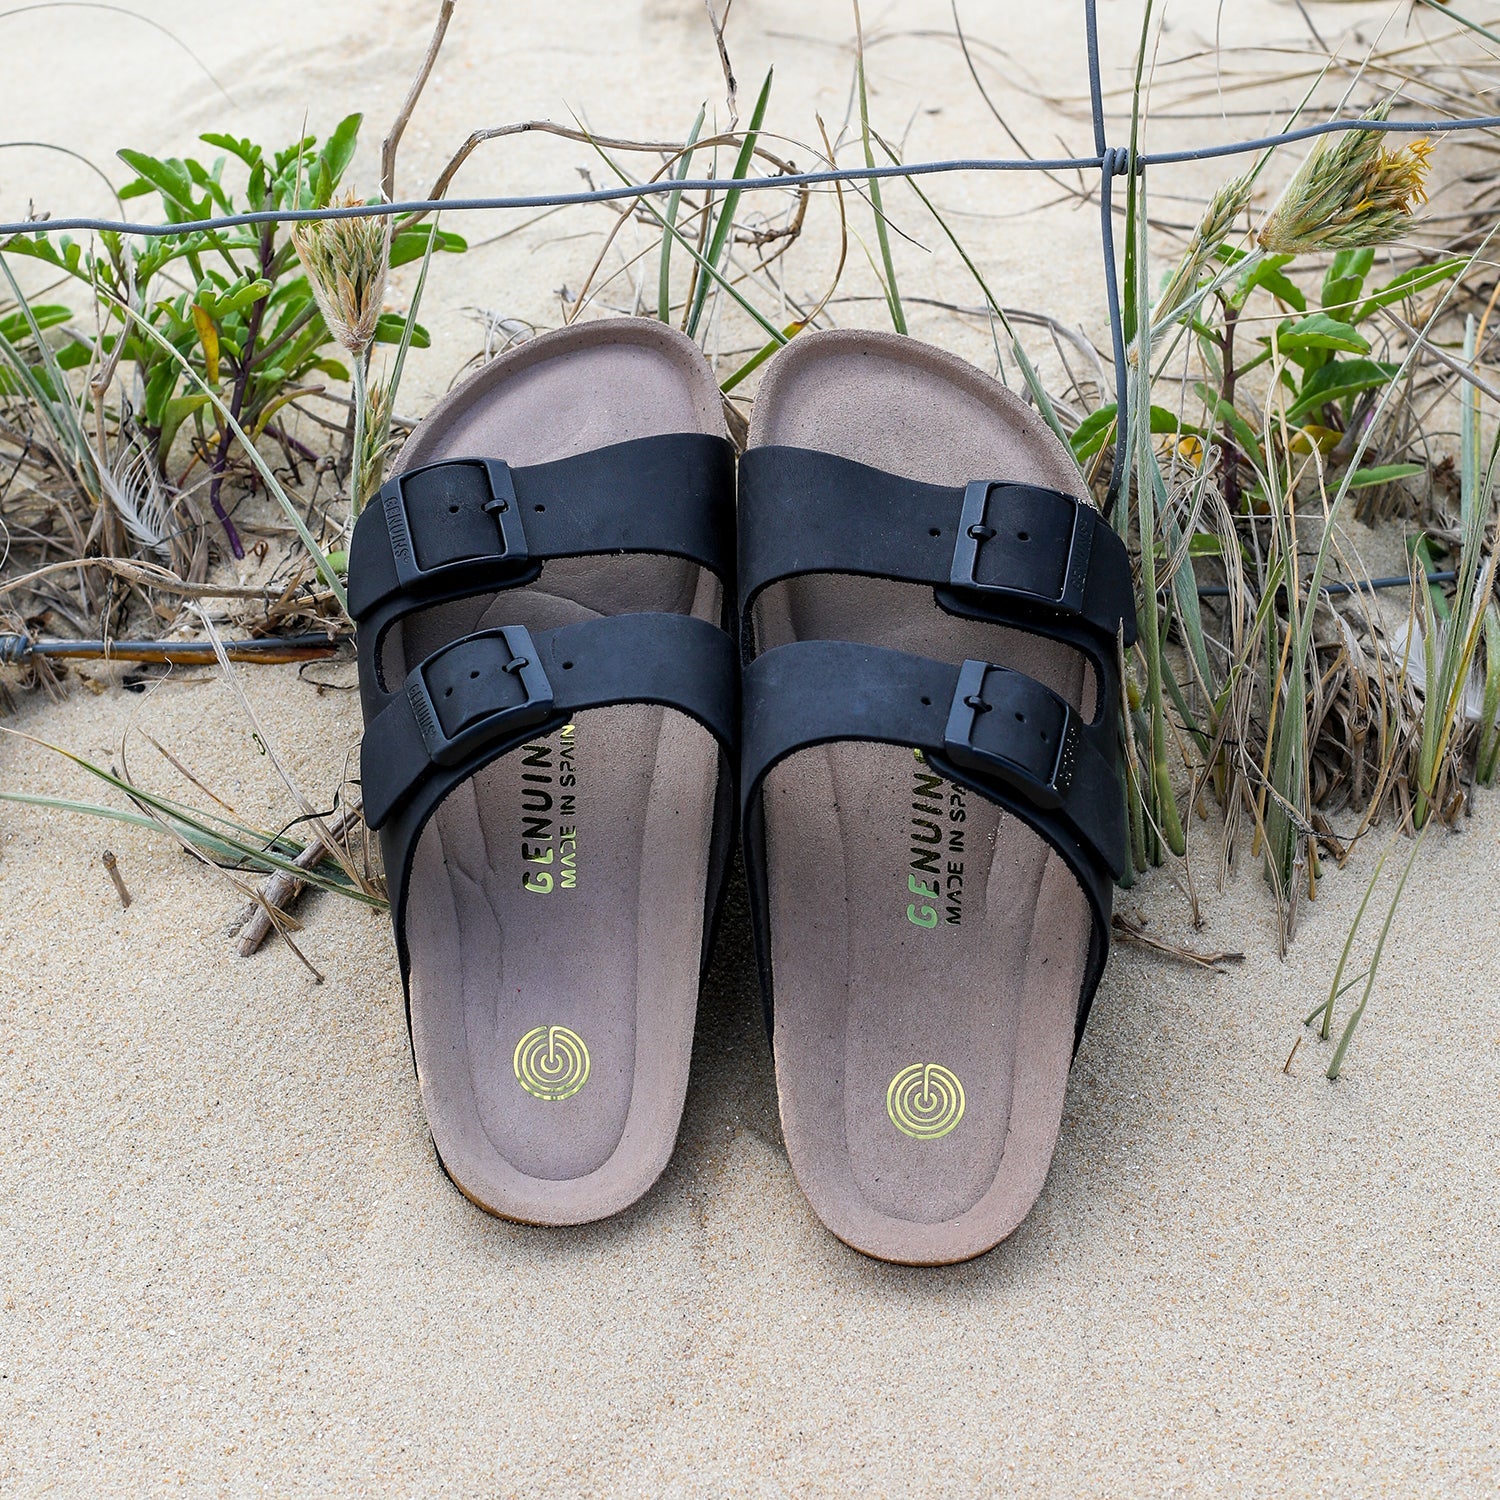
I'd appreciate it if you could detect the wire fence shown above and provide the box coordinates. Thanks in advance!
[4,0,1500,510]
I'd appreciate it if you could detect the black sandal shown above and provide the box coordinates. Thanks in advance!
[737,329,1134,1263]
[351,319,737,1225]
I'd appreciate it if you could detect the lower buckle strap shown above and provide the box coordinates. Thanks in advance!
[941,658,1077,812]
[403,625,554,767]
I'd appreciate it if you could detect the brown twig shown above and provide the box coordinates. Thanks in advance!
[381,0,456,203]
[235,804,362,956]
[412,121,799,224]
[705,0,738,128]
[1111,915,1245,972]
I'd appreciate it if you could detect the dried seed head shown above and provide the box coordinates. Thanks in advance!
[1154,170,1256,326]
[1257,107,1433,255]
[291,191,392,356]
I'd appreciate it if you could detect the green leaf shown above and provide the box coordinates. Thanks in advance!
[1352,260,1464,325]
[1069,403,1118,459]
[1272,312,1369,356]
[374,312,427,347]
[1285,358,1400,423]
[143,357,179,428]
[1070,401,1196,461]
[199,132,262,169]
[388,224,466,267]
[0,303,72,342]
[317,113,363,199]
[1345,462,1425,489]
[1322,247,1375,315]
[1240,253,1306,312]
[217,278,273,317]
[157,393,213,458]
[117,150,199,214]
[54,338,93,371]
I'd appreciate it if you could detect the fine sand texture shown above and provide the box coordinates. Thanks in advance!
[3,0,1500,1493]
[4,651,1498,1496]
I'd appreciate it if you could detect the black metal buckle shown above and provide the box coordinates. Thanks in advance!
[948,481,1095,616]
[941,658,1074,811]
[382,458,529,591]
[404,625,554,767]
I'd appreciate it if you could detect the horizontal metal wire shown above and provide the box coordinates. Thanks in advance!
[0,112,1497,240]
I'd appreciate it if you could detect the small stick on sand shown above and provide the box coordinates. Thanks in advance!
[237,805,362,957]
[100,850,132,909]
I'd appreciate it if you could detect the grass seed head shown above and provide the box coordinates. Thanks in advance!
[356,378,394,509]
[1257,107,1433,255]
[1154,169,1256,325]
[291,191,391,356]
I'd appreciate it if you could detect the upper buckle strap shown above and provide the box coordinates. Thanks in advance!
[349,434,735,627]
[949,481,1098,623]
[403,624,553,767]
[737,446,1136,647]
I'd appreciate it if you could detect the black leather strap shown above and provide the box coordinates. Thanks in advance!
[738,446,1135,646]
[739,638,1121,1046]
[349,434,735,631]
[363,611,737,831]
[741,639,1125,882]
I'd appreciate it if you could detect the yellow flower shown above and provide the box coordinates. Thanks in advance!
[1257,107,1433,255]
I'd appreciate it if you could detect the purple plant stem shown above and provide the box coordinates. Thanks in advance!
[206,225,275,560]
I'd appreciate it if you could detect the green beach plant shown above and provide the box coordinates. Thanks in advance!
[2,116,461,553]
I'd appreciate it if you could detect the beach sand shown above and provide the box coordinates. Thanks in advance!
[2,1,1498,1493]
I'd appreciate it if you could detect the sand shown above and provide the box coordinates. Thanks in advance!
[2,0,1499,1493]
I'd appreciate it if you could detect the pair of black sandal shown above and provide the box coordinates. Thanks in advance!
[351,318,1133,1264]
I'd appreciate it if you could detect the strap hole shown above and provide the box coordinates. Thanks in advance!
[928,528,941,538]
[448,504,459,514]
[562,660,574,670]
[444,687,453,698]
[1017,530,1029,541]
[535,504,546,513]
[469,669,479,679]
[920,695,931,706]
[1015,711,1025,722]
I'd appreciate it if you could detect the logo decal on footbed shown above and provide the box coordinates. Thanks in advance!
[886,1062,965,1139]
[513,1025,591,1101]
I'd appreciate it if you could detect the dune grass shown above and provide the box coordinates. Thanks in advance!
[2,0,1499,1063]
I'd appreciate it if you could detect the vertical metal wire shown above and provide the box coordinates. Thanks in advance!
[1085,0,1132,521]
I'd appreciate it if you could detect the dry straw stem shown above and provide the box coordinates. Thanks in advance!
[1257,105,1434,253]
